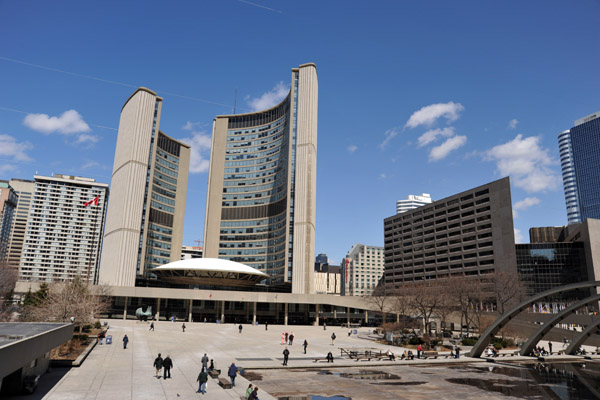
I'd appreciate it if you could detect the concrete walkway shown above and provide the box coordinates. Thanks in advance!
[43,320,599,399]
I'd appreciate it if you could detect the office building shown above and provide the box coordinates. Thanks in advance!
[559,111,600,224]
[0,182,18,262]
[314,254,340,295]
[6,179,35,268]
[19,174,108,283]
[203,63,318,294]
[342,244,385,296]
[383,177,517,290]
[99,88,190,287]
[181,245,203,260]
[396,193,433,214]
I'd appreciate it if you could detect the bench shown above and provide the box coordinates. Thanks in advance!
[313,357,330,363]
[208,370,220,379]
[218,378,232,389]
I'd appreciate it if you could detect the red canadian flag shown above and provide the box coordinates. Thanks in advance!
[84,196,99,207]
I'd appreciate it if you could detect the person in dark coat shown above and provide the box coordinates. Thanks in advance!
[153,353,163,378]
[163,355,173,379]
[265,321,268,331]
[283,347,290,365]
[455,345,460,359]
[248,387,260,400]
[208,359,215,372]
[149,322,154,331]
[182,323,186,332]
[239,324,243,333]
[326,351,334,363]
[197,367,208,394]
[331,332,336,345]
[228,362,238,386]
[201,353,209,371]
[122,334,129,349]
[303,339,308,354]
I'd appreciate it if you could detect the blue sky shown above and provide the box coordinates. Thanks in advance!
[1,1,600,263]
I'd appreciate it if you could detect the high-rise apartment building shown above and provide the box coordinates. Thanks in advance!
[559,111,600,224]
[383,178,517,290]
[0,181,18,262]
[6,179,35,268]
[99,88,190,287]
[181,245,203,260]
[341,244,385,296]
[19,174,108,283]
[203,63,318,294]
[396,193,432,214]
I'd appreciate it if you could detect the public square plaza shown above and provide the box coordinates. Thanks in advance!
[32,320,600,400]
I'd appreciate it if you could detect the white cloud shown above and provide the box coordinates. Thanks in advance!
[379,126,401,149]
[513,196,540,218]
[514,228,525,243]
[182,121,205,131]
[75,133,99,146]
[24,109,90,135]
[485,134,559,192]
[508,119,519,129]
[180,131,212,173]
[405,102,464,129]
[0,134,33,162]
[247,82,289,112]
[347,145,358,153]
[417,127,455,148]
[378,173,387,180]
[0,164,16,175]
[429,135,467,161]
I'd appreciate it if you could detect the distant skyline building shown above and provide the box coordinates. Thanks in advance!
[0,181,18,262]
[99,88,190,287]
[396,193,432,214]
[383,178,517,290]
[181,245,203,260]
[559,110,600,224]
[203,63,318,294]
[341,244,385,296]
[19,174,108,283]
[6,179,35,269]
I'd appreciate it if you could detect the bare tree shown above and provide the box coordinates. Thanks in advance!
[365,285,393,327]
[22,276,111,331]
[0,261,18,321]
[490,269,526,314]
[402,281,441,335]
[445,276,485,337]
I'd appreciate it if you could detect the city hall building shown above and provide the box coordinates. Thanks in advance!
[203,63,318,294]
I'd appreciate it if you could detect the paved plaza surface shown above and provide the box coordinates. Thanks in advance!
[40,320,600,400]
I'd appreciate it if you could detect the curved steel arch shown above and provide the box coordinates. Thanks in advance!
[565,315,600,355]
[468,280,600,358]
[520,294,600,356]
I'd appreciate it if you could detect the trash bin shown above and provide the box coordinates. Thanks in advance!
[105,335,112,345]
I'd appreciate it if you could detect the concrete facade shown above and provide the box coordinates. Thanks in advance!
[99,88,190,287]
[19,174,108,283]
[6,179,35,269]
[203,64,318,294]
[383,177,517,290]
[0,181,18,262]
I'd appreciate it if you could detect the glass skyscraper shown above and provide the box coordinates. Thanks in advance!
[559,111,600,224]
[203,64,318,294]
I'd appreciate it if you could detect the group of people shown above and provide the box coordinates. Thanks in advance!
[196,353,215,394]
[152,353,174,379]
[281,331,295,345]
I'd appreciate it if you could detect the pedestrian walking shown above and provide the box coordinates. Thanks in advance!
[417,344,423,359]
[245,384,254,399]
[455,345,460,359]
[201,353,209,371]
[331,332,336,345]
[283,347,290,365]
[326,351,334,363]
[303,339,308,354]
[549,342,553,354]
[182,323,186,332]
[228,362,238,387]
[323,322,327,330]
[98,331,105,345]
[289,332,294,345]
[163,355,173,379]
[153,353,163,378]
[149,322,154,331]
[265,321,268,331]
[122,334,129,349]
[281,332,285,345]
[248,387,260,400]
[285,332,289,343]
[196,367,208,394]
[239,324,243,333]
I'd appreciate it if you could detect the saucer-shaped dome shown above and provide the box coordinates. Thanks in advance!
[152,258,269,287]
